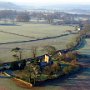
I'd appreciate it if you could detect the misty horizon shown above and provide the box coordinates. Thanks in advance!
[0,0,90,6]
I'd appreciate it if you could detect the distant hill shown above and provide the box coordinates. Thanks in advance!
[31,4,90,14]
[0,2,21,10]
[0,2,90,14]
[40,4,90,10]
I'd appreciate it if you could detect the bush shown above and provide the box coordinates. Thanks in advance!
[10,60,26,70]
[63,65,75,74]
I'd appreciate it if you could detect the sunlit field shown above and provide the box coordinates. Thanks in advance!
[0,78,26,90]
[0,0,90,90]
[0,23,77,90]
[0,34,77,62]
[0,23,76,62]
[0,23,75,42]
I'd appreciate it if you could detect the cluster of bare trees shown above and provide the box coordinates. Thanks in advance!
[0,10,90,25]
[0,10,30,23]
[16,12,30,22]
[0,10,17,23]
[30,11,90,25]
[11,45,78,84]
[0,10,16,20]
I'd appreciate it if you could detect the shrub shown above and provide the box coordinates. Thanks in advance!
[63,65,75,74]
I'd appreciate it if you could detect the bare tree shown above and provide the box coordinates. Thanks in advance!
[44,14,54,24]
[43,45,56,55]
[16,12,30,22]
[11,47,23,60]
[0,10,17,24]
[31,46,38,59]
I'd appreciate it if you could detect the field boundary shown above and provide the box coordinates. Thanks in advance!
[0,30,35,39]
[0,33,73,45]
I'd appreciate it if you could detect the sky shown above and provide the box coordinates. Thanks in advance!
[0,0,90,5]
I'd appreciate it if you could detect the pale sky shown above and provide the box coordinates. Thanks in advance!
[0,0,90,5]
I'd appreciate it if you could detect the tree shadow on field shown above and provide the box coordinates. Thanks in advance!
[75,39,87,50]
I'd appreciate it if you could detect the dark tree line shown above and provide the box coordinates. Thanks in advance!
[30,11,90,25]
[0,10,17,20]
[16,12,30,22]
[0,10,30,23]
[0,10,90,24]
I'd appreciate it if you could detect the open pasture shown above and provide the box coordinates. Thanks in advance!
[0,23,78,90]
[0,34,77,62]
[0,23,77,62]
[0,23,75,42]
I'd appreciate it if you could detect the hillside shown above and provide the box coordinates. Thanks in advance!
[0,2,21,10]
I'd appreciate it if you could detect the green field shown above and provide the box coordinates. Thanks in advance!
[0,23,75,42]
[0,23,77,62]
[0,78,26,90]
[0,23,77,90]
[0,34,77,62]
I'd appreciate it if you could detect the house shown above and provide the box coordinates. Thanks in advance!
[38,54,53,68]
[44,54,50,63]
[55,49,68,56]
